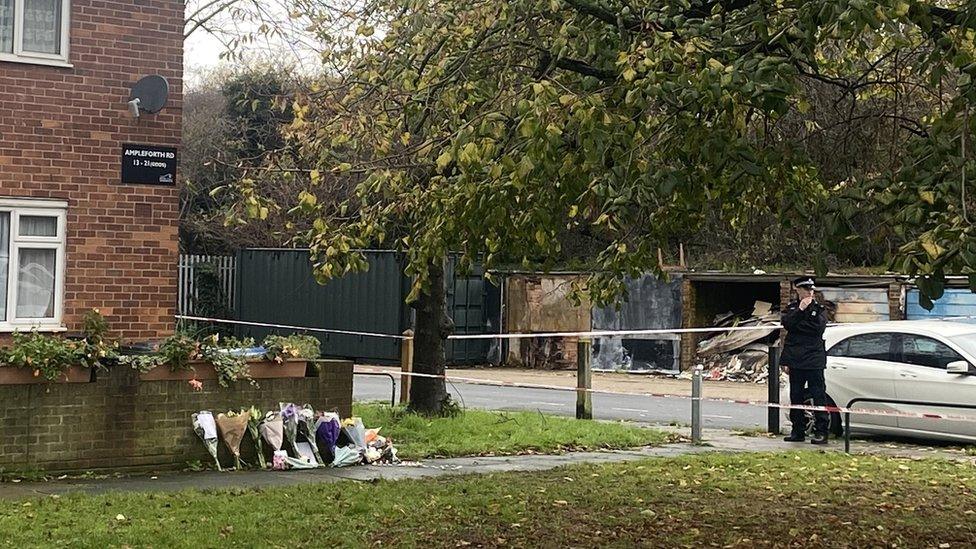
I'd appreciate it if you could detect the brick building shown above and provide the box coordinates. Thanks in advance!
[0,0,182,340]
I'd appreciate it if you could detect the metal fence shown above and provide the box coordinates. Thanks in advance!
[177,254,236,315]
[233,249,499,365]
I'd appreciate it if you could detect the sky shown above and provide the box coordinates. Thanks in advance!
[184,31,227,87]
[182,1,332,90]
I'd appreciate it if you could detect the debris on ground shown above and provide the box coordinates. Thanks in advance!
[694,301,781,383]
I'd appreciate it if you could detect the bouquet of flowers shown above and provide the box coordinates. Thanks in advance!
[247,406,267,469]
[216,410,250,470]
[259,412,284,469]
[191,411,221,471]
[331,445,362,468]
[315,412,341,465]
[298,404,325,465]
[279,402,301,457]
[342,417,368,452]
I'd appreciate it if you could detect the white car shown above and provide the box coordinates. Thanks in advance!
[782,320,976,444]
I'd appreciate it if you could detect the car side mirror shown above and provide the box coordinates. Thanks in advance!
[946,360,975,375]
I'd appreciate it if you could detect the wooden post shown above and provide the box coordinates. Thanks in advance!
[576,339,592,420]
[399,329,414,405]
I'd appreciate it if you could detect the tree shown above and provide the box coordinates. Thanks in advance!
[182,68,360,253]
[223,0,976,413]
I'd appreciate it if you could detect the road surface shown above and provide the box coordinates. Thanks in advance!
[354,374,766,430]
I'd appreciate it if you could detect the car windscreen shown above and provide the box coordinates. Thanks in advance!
[946,333,976,360]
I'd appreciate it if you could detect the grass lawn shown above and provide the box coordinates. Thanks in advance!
[1,453,974,547]
[351,403,671,460]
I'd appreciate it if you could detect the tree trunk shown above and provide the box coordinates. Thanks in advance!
[408,258,454,415]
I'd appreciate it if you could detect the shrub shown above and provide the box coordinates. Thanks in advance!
[262,334,320,362]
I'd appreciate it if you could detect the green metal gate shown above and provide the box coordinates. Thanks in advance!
[446,260,498,365]
[234,249,497,365]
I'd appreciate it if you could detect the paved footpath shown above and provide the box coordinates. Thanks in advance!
[1,428,972,501]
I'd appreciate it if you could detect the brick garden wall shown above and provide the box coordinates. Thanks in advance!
[679,278,696,371]
[888,283,905,320]
[0,361,353,473]
[0,0,183,340]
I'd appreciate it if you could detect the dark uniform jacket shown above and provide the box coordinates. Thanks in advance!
[780,299,828,370]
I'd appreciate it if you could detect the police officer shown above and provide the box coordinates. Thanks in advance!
[781,276,830,445]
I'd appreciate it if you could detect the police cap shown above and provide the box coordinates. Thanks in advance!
[792,276,816,289]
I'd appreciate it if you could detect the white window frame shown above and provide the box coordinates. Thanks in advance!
[0,0,71,68]
[0,197,67,332]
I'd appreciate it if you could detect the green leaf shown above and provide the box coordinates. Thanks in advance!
[298,190,317,208]
[436,151,453,170]
[921,234,944,259]
[919,291,934,311]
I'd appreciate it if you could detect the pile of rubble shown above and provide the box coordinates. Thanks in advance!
[695,301,780,383]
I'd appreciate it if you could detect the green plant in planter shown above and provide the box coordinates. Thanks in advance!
[120,333,255,388]
[1,332,85,381]
[82,309,109,345]
[262,334,321,363]
[200,334,255,387]
[119,334,199,374]
[77,309,118,371]
[0,309,118,381]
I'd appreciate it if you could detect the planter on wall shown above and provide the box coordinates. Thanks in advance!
[246,360,308,379]
[138,359,308,381]
[0,366,93,385]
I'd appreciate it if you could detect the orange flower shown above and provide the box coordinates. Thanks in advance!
[188,379,204,391]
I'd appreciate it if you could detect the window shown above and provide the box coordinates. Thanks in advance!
[897,334,964,369]
[0,198,66,330]
[829,333,894,361]
[0,0,70,66]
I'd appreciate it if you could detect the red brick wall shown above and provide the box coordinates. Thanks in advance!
[0,361,354,473]
[0,1,183,340]
[888,283,905,320]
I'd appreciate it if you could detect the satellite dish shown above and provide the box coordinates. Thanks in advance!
[127,75,169,116]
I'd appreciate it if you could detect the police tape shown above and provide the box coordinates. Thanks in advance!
[355,367,976,424]
[177,314,789,340]
[176,315,414,340]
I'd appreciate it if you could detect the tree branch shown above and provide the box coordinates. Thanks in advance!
[929,5,976,29]
[185,0,241,39]
[554,56,617,81]
[562,0,642,31]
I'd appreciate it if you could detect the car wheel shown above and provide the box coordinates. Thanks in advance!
[802,393,843,438]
